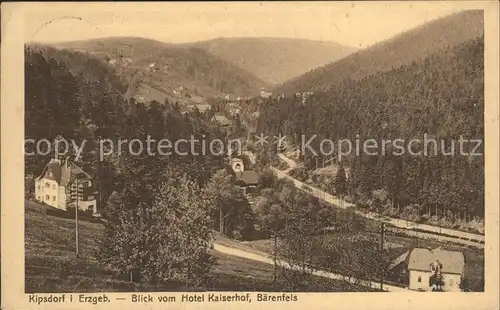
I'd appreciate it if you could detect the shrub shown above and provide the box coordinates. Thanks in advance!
[231,230,243,241]
[467,218,484,234]
[289,168,309,182]
[400,204,421,222]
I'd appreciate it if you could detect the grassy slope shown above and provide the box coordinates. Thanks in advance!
[276,10,484,93]
[25,202,367,292]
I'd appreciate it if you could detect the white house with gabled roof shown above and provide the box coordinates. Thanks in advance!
[407,247,465,292]
[34,158,98,214]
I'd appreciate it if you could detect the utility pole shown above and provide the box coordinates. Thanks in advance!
[219,205,223,234]
[273,232,277,287]
[380,222,385,291]
[416,223,419,248]
[75,176,79,258]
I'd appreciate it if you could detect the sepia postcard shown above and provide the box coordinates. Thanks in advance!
[1,2,499,309]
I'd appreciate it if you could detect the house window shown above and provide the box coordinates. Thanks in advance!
[45,183,50,188]
[37,185,40,190]
[52,184,56,190]
[418,276,422,283]
[45,195,50,201]
[52,196,56,201]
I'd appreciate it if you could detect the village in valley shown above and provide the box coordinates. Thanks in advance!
[24,8,485,294]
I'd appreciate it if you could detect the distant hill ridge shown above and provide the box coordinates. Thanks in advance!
[183,37,358,84]
[46,37,271,103]
[48,36,358,89]
[275,10,484,94]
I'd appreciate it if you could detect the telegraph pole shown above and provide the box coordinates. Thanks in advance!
[75,176,79,258]
[273,232,277,287]
[416,223,419,248]
[380,222,385,291]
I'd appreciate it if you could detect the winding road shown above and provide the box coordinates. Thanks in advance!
[213,243,408,292]
[215,148,480,291]
[247,150,484,248]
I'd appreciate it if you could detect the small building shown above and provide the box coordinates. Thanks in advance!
[186,104,211,113]
[148,63,159,72]
[136,95,145,103]
[35,158,98,214]
[236,96,249,102]
[230,158,258,195]
[212,114,231,127]
[407,248,465,292]
[231,158,245,173]
[172,86,185,97]
[229,107,241,116]
[295,91,314,104]
[196,104,211,113]
[226,102,241,116]
[260,89,272,99]
[190,95,206,104]
[235,171,259,195]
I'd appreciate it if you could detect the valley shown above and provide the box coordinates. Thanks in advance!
[24,9,485,294]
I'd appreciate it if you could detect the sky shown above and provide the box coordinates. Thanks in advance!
[24,2,464,49]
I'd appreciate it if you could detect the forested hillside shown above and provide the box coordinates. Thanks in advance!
[256,36,484,229]
[27,44,130,94]
[25,46,233,210]
[25,46,253,288]
[276,10,483,94]
[50,37,270,100]
[25,47,124,175]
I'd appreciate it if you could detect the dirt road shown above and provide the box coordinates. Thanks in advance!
[213,243,408,292]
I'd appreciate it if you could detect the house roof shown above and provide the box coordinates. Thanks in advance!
[37,160,63,183]
[191,96,207,104]
[235,171,259,186]
[432,249,465,275]
[36,159,92,186]
[196,104,211,111]
[212,114,231,126]
[408,248,465,275]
